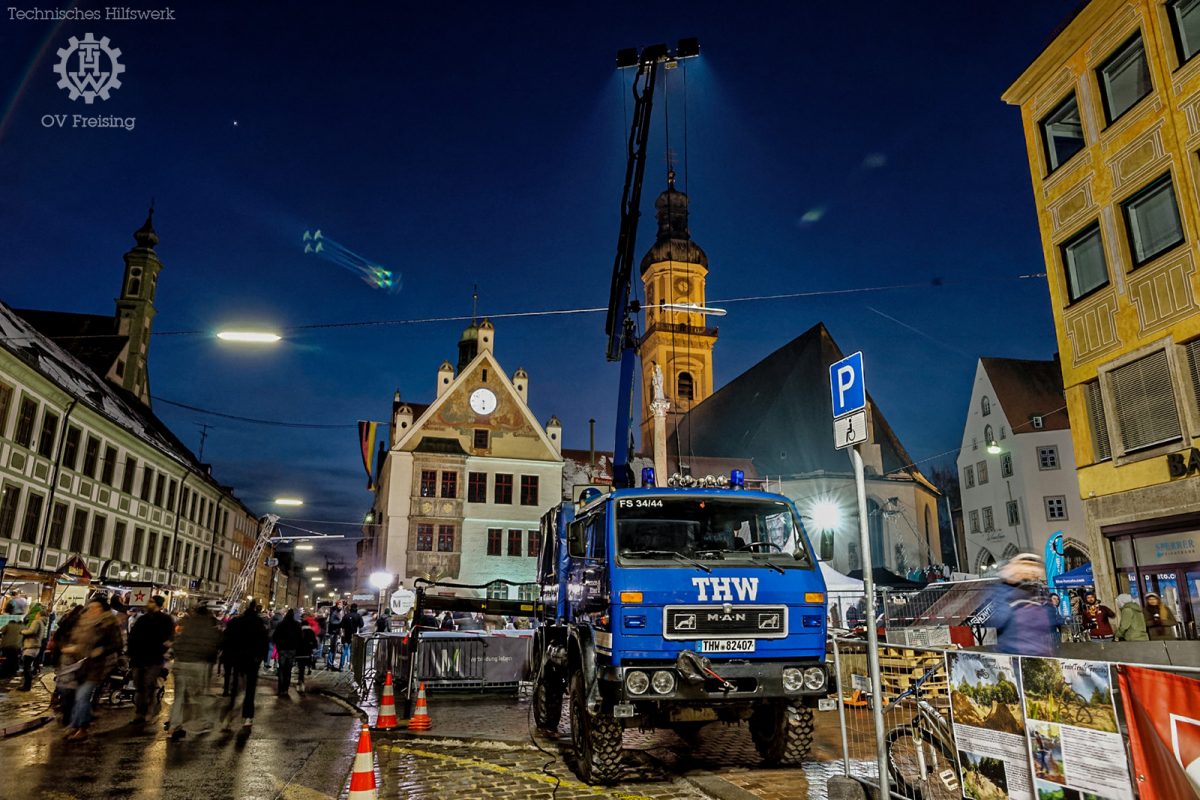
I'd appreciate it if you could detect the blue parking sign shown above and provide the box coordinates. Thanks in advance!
[829,352,866,418]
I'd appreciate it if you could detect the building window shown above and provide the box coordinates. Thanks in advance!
[13,397,37,449]
[1109,349,1182,453]
[1122,174,1184,267]
[1038,446,1060,470]
[147,531,159,566]
[528,530,540,558]
[132,526,145,564]
[0,382,11,439]
[122,457,137,494]
[964,465,975,489]
[520,475,539,506]
[968,510,980,534]
[1061,223,1109,302]
[160,536,170,569]
[467,472,487,503]
[88,514,106,556]
[1000,452,1014,478]
[1083,380,1112,462]
[981,396,991,416]
[82,436,100,478]
[166,478,176,510]
[1000,425,1007,440]
[508,529,522,557]
[982,506,995,532]
[415,523,433,551]
[61,425,81,470]
[437,525,455,552]
[486,581,508,600]
[154,473,165,506]
[494,473,513,505]
[419,470,437,498]
[977,461,989,485]
[140,465,154,502]
[518,584,538,602]
[1097,33,1152,124]
[1045,496,1067,521]
[1039,93,1085,172]
[100,445,117,485]
[984,424,994,445]
[487,528,502,556]
[473,429,489,449]
[440,471,458,499]
[971,437,978,451]
[69,508,88,553]
[37,410,58,458]
[48,502,67,549]
[820,530,835,561]
[1170,0,1200,64]
[19,493,42,544]
[677,372,694,401]
[1006,500,1020,527]
[0,484,20,540]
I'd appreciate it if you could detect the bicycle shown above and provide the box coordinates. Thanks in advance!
[884,665,961,800]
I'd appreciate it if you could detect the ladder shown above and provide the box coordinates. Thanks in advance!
[222,513,278,615]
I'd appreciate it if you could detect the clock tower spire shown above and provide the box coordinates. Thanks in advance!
[638,172,717,448]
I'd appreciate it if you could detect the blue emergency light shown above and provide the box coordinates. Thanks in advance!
[730,469,745,488]
[641,467,656,487]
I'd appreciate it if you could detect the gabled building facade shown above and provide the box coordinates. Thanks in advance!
[956,358,1089,575]
[373,321,563,597]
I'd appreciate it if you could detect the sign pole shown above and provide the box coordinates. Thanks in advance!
[852,443,889,798]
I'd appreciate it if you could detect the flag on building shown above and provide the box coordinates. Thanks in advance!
[1118,665,1200,799]
[358,420,378,490]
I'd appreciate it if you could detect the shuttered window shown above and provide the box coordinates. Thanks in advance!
[1084,380,1112,462]
[1186,338,1200,416]
[1109,350,1181,453]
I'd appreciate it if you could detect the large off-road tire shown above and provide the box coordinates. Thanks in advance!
[568,669,623,784]
[886,724,960,800]
[533,667,564,733]
[749,703,814,766]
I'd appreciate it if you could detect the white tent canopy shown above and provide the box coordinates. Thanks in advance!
[820,560,866,627]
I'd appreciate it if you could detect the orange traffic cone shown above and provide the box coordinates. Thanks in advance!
[376,672,398,730]
[347,726,378,800]
[407,681,432,731]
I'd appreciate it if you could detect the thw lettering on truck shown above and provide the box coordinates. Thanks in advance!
[691,576,759,602]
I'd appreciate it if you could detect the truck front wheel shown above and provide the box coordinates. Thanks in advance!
[568,669,623,784]
[749,703,814,766]
[533,667,563,733]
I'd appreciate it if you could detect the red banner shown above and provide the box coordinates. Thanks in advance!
[1118,665,1200,799]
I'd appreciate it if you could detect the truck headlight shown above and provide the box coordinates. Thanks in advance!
[803,667,826,692]
[782,667,804,692]
[651,670,676,695]
[625,670,650,695]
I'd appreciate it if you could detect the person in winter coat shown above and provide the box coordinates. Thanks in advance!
[296,615,319,694]
[126,595,174,724]
[62,597,123,741]
[1143,593,1178,640]
[272,610,302,695]
[1114,594,1149,641]
[325,606,343,670]
[19,605,46,691]
[338,604,363,670]
[220,602,269,730]
[1081,593,1117,640]
[0,618,22,679]
[166,603,221,740]
[988,553,1058,656]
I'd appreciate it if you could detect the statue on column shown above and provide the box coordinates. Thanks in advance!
[651,361,665,403]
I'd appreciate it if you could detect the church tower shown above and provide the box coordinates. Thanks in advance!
[114,208,163,404]
[639,172,717,446]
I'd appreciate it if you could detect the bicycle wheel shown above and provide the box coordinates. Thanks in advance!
[886,725,960,800]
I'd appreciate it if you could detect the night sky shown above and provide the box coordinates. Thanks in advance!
[1,2,1077,566]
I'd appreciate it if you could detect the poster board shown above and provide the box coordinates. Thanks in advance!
[946,651,1033,799]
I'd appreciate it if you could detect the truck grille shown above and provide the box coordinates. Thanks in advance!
[662,605,789,639]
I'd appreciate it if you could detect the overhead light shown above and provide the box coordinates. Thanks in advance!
[314,582,325,587]
[658,302,727,317]
[369,571,394,590]
[274,497,303,506]
[295,543,314,551]
[811,500,842,531]
[217,330,281,343]
[305,565,319,572]
[986,440,1002,455]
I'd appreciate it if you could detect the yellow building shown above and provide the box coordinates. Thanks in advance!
[1005,0,1200,637]
[639,173,718,446]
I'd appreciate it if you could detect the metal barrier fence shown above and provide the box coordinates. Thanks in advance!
[831,635,1200,800]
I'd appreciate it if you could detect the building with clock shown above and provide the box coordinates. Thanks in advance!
[368,320,564,597]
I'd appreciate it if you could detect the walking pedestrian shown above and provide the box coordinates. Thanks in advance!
[165,602,221,740]
[50,603,84,725]
[0,617,21,679]
[272,609,301,696]
[339,604,363,670]
[297,615,319,694]
[127,595,174,725]
[62,597,123,741]
[988,553,1057,656]
[220,601,269,731]
[1144,593,1178,640]
[326,604,343,670]
[1081,592,1117,640]
[18,605,46,691]
[1114,594,1149,642]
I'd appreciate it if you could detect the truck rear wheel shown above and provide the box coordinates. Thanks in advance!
[750,703,814,766]
[533,669,563,733]
[568,670,623,784]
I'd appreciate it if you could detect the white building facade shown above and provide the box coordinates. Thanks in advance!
[957,358,1089,574]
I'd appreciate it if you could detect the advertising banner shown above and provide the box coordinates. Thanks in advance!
[945,651,1033,800]
[419,634,529,684]
[1019,657,1132,800]
[1117,665,1200,800]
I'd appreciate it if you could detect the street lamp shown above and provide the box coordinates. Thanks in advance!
[986,439,1002,455]
[305,565,320,572]
[370,571,395,617]
[217,330,281,343]
[811,500,843,531]
[274,497,304,507]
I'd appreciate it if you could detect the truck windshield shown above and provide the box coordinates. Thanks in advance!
[614,496,814,568]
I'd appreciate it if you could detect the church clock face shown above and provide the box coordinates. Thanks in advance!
[469,388,497,415]
[675,277,691,295]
